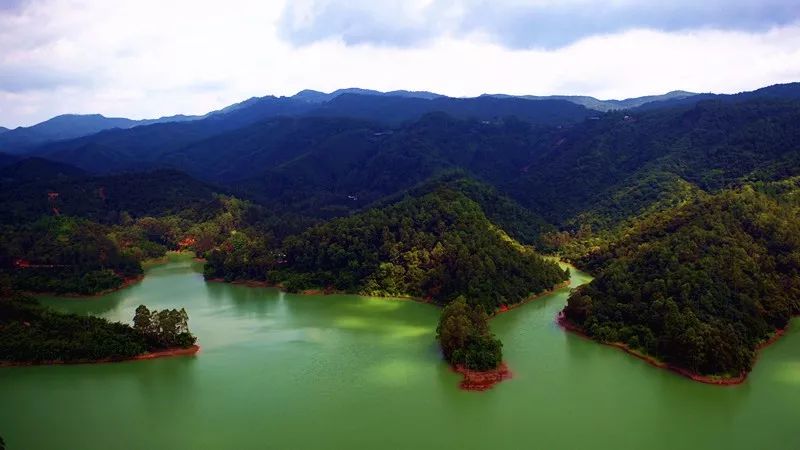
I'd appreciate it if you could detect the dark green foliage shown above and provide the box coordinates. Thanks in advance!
[507,99,800,229]
[132,305,196,349]
[402,173,556,247]
[436,296,503,371]
[0,169,223,226]
[0,157,85,184]
[0,293,147,362]
[268,187,567,310]
[0,290,195,363]
[13,269,125,296]
[0,217,141,295]
[238,113,552,219]
[563,183,800,376]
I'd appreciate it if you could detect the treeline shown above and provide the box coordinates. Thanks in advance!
[562,181,800,377]
[0,288,196,363]
[256,187,567,311]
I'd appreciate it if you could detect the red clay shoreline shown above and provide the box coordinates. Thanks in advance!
[0,345,200,368]
[452,362,512,391]
[556,311,791,386]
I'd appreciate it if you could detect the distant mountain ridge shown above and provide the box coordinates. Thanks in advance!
[635,82,800,110]
[6,82,800,162]
[292,88,444,103]
[0,113,200,154]
[483,90,697,111]
[23,94,595,174]
[0,86,698,154]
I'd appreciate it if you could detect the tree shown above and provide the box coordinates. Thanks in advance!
[133,305,152,333]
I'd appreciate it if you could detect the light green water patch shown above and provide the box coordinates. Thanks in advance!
[2,253,800,450]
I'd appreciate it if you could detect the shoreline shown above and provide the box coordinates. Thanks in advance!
[493,280,571,316]
[205,277,440,306]
[26,274,145,299]
[452,362,512,391]
[141,250,200,269]
[34,250,198,299]
[0,345,200,368]
[207,277,569,313]
[556,312,766,386]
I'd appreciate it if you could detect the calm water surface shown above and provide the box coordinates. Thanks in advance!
[2,253,799,449]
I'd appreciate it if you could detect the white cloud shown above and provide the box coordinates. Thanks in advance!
[0,0,799,127]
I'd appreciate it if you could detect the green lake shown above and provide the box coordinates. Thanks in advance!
[2,253,799,449]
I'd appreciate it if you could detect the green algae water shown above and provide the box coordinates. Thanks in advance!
[2,253,800,449]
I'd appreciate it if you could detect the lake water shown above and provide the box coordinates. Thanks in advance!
[2,253,799,449]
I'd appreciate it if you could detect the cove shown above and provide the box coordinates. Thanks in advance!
[1,253,800,450]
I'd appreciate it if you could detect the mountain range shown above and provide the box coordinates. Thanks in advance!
[0,87,700,155]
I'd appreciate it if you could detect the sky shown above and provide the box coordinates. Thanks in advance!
[1,0,800,127]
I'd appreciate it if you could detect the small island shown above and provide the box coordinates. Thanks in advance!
[437,296,510,390]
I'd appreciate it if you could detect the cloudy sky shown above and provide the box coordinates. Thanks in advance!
[1,0,800,127]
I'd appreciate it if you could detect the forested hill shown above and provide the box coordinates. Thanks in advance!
[206,187,568,311]
[236,113,549,218]
[378,172,556,247]
[503,98,800,229]
[563,180,800,378]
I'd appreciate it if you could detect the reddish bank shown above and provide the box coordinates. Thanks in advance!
[0,345,200,368]
[453,363,512,391]
[555,311,791,386]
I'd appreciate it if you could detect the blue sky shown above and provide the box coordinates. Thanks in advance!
[1,0,799,127]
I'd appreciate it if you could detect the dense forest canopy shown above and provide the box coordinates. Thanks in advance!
[563,181,800,376]
[437,296,503,371]
[208,186,568,311]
